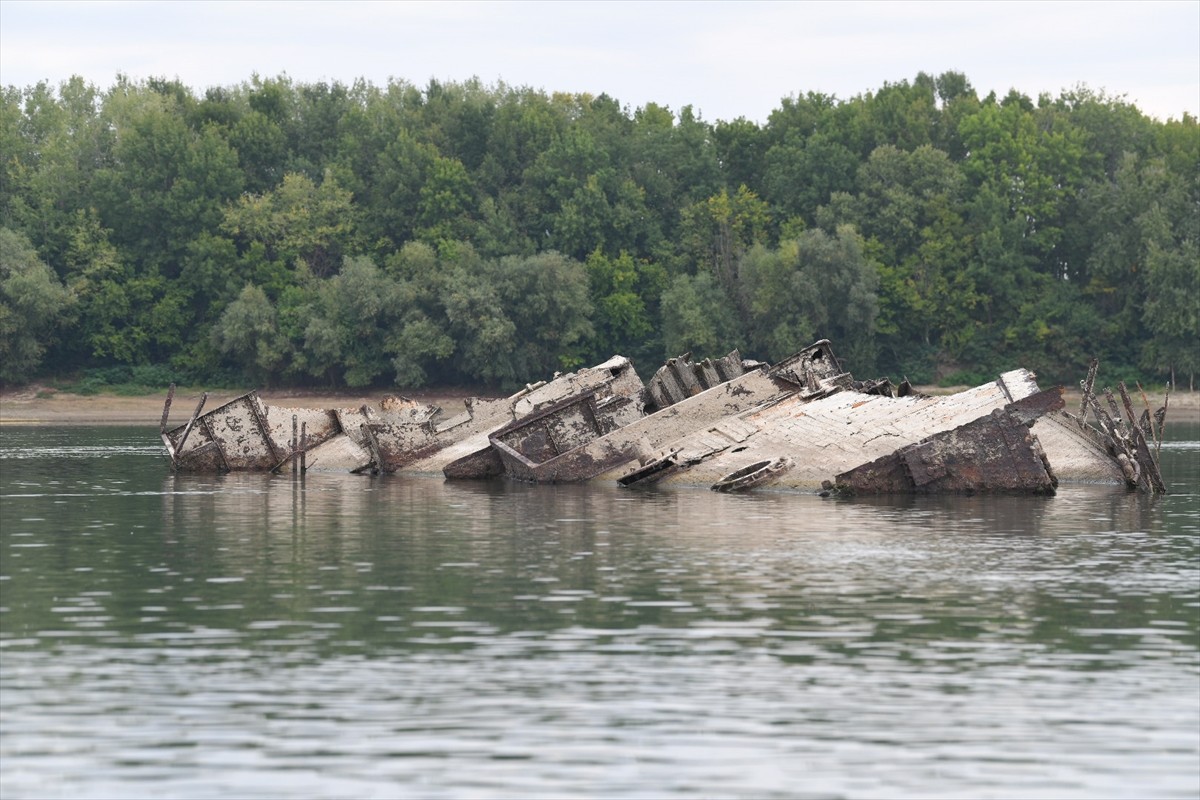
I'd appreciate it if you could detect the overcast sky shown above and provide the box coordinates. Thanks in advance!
[2,0,1197,123]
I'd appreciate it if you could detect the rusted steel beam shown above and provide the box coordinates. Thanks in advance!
[1135,383,1161,454]
[198,413,230,473]
[160,384,175,434]
[1079,358,1099,425]
[173,392,208,465]
[1119,383,1167,494]
[1006,386,1066,423]
[160,384,177,467]
[361,423,384,475]
[1104,387,1125,433]
[247,395,282,465]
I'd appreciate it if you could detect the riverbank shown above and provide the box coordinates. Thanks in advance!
[0,385,499,427]
[2,383,1196,427]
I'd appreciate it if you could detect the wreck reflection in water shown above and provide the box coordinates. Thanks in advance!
[1,424,1197,799]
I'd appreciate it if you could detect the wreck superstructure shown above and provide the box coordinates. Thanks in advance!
[161,340,1168,496]
[162,355,646,475]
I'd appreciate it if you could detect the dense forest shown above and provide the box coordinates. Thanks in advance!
[1,71,1196,392]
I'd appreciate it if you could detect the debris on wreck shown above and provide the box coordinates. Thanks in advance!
[160,340,1169,496]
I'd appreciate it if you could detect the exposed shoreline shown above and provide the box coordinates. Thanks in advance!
[0,386,498,427]
[3,383,1196,428]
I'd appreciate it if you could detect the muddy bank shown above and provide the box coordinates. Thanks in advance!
[2,384,1195,427]
[0,386,500,426]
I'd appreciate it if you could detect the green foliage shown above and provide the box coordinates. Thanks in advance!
[211,284,289,384]
[301,255,402,387]
[1141,238,1200,384]
[1,72,1192,390]
[221,170,358,278]
[585,249,664,362]
[59,363,187,395]
[0,228,75,383]
[659,272,741,359]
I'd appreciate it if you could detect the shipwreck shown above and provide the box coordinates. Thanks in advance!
[160,341,1169,496]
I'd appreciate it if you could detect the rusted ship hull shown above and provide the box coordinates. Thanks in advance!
[160,342,1167,495]
[161,355,647,475]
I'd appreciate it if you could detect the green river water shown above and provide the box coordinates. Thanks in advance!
[1,423,1197,798]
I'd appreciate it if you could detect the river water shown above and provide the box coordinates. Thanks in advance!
[1,423,1197,799]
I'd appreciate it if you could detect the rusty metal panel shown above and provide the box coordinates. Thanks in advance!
[594,394,644,435]
[543,400,599,452]
[192,394,277,471]
[647,378,674,410]
[671,357,703,397]
[696,359,722,388]
[498,422,558,464]
[170,427,227,472]
[713,350,744,382]
[300,435,373,473]
[835,408,1057,495]
[262,405,340,454]
[511,355,641,417]
[443,446,505,479]
[362,419,439,471]
[650,361,687,406]
[770,339,843,390]
[490,438,541,482]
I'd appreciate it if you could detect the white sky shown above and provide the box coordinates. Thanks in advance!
[1,0,1197,123]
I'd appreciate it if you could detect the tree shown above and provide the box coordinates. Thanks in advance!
[1141,232,1200,389]
[677,186,770,308]
[381,241,456,387]
[737,243,818,361]
[221,170,358,279]
[0,228,74,383]
[61,210,148,364]
[211,284,289,384]
[795,226,879,369]
[659,271,741,359]
[93,80,243,272]
[815,144,976,376]
[415,156,478,249]
[299,255,402,387]
[584,248,664,364]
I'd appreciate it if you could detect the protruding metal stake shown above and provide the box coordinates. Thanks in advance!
[174,392,208,463]
[160,384,178,468]
[1079,358,1098,427]
[160,384,175,434]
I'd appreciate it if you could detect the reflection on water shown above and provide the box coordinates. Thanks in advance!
[1,425,1198,799]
